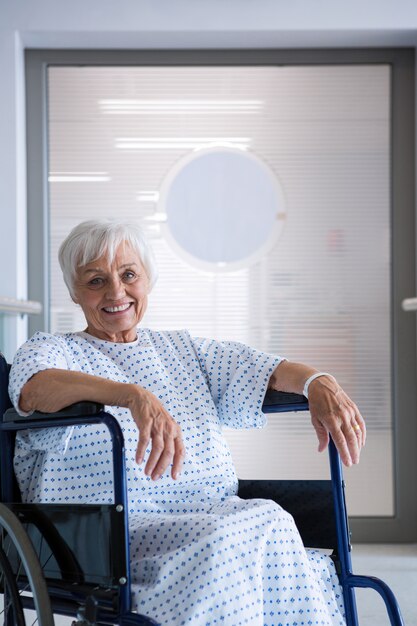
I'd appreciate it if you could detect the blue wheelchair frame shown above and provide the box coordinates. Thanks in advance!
[0,353,405,625]
[263,393,405,626]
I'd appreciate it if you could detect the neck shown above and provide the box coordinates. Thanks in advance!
[85,326,138,343]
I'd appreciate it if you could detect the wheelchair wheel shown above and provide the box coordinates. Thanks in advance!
[0,503,54,626]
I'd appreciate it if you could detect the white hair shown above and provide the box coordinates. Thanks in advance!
[58,219,158,296]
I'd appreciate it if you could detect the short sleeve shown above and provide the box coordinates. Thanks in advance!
[8,332,74,454]
[9,332,68,415]
[191,335,286,428]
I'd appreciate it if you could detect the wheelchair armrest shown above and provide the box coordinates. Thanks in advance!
[3,391,307,420]
[1,403,127,507]
[2,401,104,423]
[262,390,309,413]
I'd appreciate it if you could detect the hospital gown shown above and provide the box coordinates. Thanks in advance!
[9,329,346,626]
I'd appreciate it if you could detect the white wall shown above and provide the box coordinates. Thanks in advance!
[1,0,417,358]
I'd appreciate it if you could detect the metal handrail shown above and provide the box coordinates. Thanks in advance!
[0,297,42,315]
[402,297,417,311]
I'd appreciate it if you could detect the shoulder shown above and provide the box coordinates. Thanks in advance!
[16,331,69,351]
[141,328,195,353]
[9,332,75,391]
[12,332,91,370]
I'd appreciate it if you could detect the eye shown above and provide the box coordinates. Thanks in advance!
[88,276,104,287]
[123,270,137,281]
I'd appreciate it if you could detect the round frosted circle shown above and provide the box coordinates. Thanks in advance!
[160,147,285,269]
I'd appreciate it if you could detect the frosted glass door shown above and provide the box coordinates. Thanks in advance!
[47,64,392,516]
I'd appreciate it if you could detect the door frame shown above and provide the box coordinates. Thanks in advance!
[25,47,416,541]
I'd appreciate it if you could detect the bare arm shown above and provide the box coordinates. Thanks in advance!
[20,369,185,481]
[269,361,366,467]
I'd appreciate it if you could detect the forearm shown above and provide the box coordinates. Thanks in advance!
[269,360,320,395]
[19,368,134,413]
[19,367,185,480]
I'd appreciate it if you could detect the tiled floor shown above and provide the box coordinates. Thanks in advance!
[350,544,417,625]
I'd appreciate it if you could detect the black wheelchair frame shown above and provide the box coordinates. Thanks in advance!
[0,353,405,625]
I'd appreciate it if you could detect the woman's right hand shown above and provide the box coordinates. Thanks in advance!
[125,385,185,481]
[20,369,185,482]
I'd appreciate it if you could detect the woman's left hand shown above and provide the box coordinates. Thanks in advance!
[269,361,366,467]
[307,375,366,466]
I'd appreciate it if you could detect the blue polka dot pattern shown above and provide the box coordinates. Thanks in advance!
[9,329,345,625]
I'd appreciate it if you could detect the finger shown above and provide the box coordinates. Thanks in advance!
[341,420,361,465]
[144,432,165,477]
[354,410,366,446]
[172,436,186,480]
[330,427,354,467]
[135,423,151,464]
[351,418,365,448]
[311,417,330,453]
[346,405,366,450]
[150,439,176,481]
[352,422,363,448]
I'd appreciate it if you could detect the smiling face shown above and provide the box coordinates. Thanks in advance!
[72,242,150,343]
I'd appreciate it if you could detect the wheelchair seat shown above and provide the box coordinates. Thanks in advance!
[0,351,405,626]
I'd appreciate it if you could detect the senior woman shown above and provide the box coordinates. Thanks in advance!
[9,219,365,626]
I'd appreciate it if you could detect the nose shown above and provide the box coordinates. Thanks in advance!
[106,276,126,300]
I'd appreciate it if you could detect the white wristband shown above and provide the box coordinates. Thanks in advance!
[303,372,334,399]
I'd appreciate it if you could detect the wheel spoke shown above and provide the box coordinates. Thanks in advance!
[40,553,53,572]
[15,556,23,581]
[4,535,12,559]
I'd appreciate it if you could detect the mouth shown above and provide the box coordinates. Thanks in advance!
[102,302,133,314]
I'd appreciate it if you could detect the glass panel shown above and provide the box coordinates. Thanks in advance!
[0,314,5,355]
[47,64,392,516]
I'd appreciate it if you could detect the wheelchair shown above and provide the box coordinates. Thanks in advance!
[0,352,405,626]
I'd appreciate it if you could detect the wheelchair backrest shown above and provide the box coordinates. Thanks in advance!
[0,353,12,416]
[0,353,22,502]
